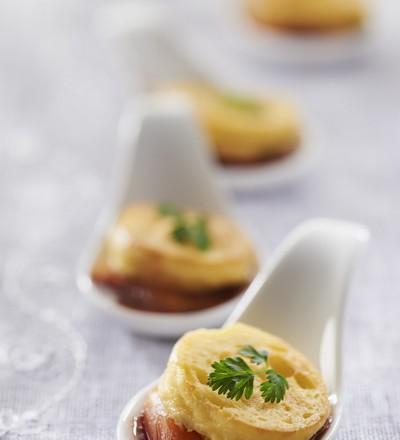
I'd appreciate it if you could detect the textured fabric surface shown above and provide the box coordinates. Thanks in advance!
[0,0,399,439]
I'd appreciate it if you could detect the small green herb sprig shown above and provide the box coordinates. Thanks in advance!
[207,345,289,403]
[158,203,181,217]
[158,203,211,251]
[219,92,263,113]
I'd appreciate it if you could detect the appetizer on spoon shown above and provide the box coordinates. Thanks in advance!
[247,0,366,33]
[91,202,257,313]
[97,0,315,189]
[159,84,301,166]
[172,0,375,66]
[118,219,369,439]
[135,323,330,440]
[77,96,258,336]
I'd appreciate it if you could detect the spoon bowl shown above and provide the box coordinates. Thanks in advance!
[175,0,377,67]
[77,95,243,337]
[117,218,369,439]
[96,0,318,191]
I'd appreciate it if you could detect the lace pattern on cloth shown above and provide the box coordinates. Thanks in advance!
[0,256,87,437]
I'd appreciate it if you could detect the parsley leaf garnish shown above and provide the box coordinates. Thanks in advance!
[220,92,263,113]
[208,357,254,400]
[159,203,181,217]
[172,218,191,243]
[158,203,211,251]
[190,217,210,251]
[207,345,289,404]
[260,370,289,403]
[239,345,268,365]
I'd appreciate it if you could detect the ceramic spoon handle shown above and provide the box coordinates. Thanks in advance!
[104,1,202,90]
[117,96,229,215]
[226,218,369,392]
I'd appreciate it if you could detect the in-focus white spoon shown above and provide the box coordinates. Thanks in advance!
[117,218,369,440]
[96,0,318,191]
[77,95,246,337]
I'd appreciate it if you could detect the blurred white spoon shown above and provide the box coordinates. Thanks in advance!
[77,95,239,337]
[117,218,369,439]
[96,0,203,92]
[96,0,318,191]
[174,0,378,67]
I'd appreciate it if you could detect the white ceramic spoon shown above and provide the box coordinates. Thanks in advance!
[96,0,318,190]
[117,218,369,440]
[174,0,378,67]
[77,95,239,337]
[96,0,203,91]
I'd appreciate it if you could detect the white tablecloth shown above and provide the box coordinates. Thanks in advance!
[0,0,399,438]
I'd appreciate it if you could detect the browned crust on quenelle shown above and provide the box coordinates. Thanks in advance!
[248,7,364,34]
[136,394,333,440]
[91,241,256,294]
[217,141,298,166]
[91,263,247,314]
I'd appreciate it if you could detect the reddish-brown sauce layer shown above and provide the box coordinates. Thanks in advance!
[217,145,297,167]
[133,392,203,440]
[310,416,333,440]
[92,274,244,314]
[133,392,332,440]
[132,415,149,440]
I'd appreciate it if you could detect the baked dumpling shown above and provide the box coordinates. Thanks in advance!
[160,84,300,164]
[92,203,258,294]
[246,0,366,32]
[157,323,330,440]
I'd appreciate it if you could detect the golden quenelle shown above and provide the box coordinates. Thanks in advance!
[92,204,257,293]
[159,84,301,164]
[247,0,366,32]
[158,323,330,440]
